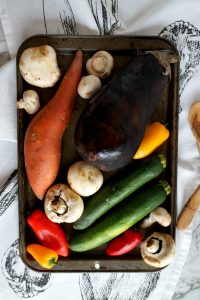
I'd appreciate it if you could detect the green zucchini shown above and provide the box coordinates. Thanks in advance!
[73,154,166,230]
[69,181,171,252]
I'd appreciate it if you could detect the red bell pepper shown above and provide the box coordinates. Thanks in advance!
[106,229,142,256]
[27,209,68,257]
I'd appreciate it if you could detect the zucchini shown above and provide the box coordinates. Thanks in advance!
[73,154,166,230]
[69,181,171,252]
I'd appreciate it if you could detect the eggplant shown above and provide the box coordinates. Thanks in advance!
[74,52,176,171]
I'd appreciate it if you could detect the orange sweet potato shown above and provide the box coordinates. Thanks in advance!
[24,49,82,200]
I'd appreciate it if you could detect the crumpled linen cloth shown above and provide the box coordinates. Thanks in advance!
[1,0,200,299]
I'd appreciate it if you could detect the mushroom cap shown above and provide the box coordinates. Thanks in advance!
[77,75,102,99]
[19,45,60,88]
[44,184,84,223]
[86,50,114,79]
[67,161,103,197]
[140,232,175,268]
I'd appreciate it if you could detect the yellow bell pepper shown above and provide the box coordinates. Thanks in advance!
[134,122,169,159]
[27,244,58,269]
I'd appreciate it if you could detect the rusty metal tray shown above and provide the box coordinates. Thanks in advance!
[17,35,179,272]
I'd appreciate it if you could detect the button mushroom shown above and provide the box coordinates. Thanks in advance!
[78,75,102,99]
[19,45,60,88]
[16,90,40,114]
[67,161,103,197]
[140,207,172,228]
[86,50,114,79]
[44,184,84,223]
[140,232,175,268]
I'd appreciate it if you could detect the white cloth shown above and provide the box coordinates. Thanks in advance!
[1,0,200,299]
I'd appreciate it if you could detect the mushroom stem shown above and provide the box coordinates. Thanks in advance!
[146,238,160,253]
[16,99,26,109]
[51,196,68,215]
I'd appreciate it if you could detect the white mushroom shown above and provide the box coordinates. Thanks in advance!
[19,45,60,88]
[86,51,114,79]
[140,232,175,268]
[140,207,171,228]
[78,75,102,99]
[67,161,103,197]
[16,90,40,114]
[44,184,84,223]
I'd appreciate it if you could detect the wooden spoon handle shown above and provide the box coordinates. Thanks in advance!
[189,101,200,152]
[177,184,200,230]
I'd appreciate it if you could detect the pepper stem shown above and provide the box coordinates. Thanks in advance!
[48,257,57,267]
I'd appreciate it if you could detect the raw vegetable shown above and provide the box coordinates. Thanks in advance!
[24,49,82,200]
[78,75,102,99]
[140,232,175,268]
[140,207,171,228]
[86,50,114,79]
[44,184,84,223]
[75,52,176,171]
[67,161,103,197]
[27,209,68,256]
[19,45,61,88]
[73,154,166,230]
[16,90,40,114]
[106,229,142,256]
[69,181,171,252]
[133,122,169,159]
[27,244,58,269]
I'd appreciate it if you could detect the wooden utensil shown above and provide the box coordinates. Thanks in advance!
[177,101,200,230]
[177,184,200,230]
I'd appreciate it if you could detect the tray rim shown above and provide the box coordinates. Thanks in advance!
[17,34,179,273]
[16,34,180,59]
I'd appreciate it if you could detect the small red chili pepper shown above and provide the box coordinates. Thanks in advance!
[106,229,142,256]
[27,209,68,257]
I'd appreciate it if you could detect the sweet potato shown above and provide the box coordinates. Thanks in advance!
[24,49,82,200]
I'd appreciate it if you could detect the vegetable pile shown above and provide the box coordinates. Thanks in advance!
[18,45,177,270]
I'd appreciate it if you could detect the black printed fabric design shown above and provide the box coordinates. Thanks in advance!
[1,240,51,298]
[88,0,120,35]
[133,273,161,300]
[0,170,18,217]
[80,272,160,300]
[159,20,200,96]
[42,0,79,35]
[59,0,79,35]
[80,273,117,300]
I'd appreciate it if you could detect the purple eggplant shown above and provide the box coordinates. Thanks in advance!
[74,53,173,171]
